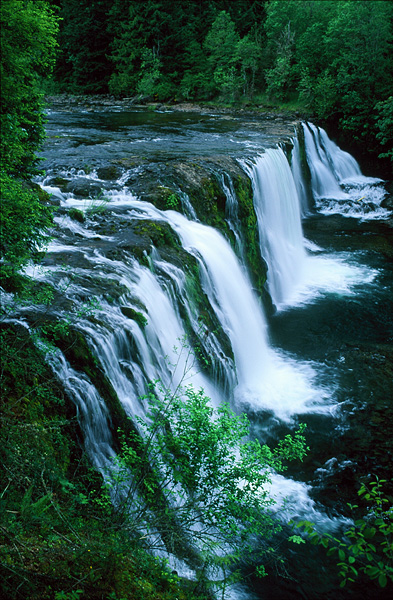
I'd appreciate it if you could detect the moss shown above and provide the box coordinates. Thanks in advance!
[172,254,234,375]
[69,207,85,222]
[121,306,148,328]
[233,174,268,297]
[188,176,229,235]
[133,219,181,249]
[0,323,79,494]
[44,326,136,445]
[153,186,182,211]
[295,122,313,195]
[0,320,204,600]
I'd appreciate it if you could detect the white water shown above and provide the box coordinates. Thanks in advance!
[239,137,379,312]
[166,209,329,421]
[303,122,387,219]
[241,148,307,310]
[303,123,349,200]
[291,134,311,216]
[220,171,245,259]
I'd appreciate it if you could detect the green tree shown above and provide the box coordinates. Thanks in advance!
[374,96,393,163]
[106,380,308,591]
[264,0,335,102]
[204,10,240,100]
[0,175,53,282]
[264,0,393,167]
[108,0,193,98]
[0,0,59,176]
[265,21,295,101]
[323,1,393,136]
[0,0,58,284]
[235,32,263,98]
[53,0,113,93]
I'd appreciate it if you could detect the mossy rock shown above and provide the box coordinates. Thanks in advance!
[69,207,85,223]
[152,186,182,211]
[233,174,268,298]
[44,326,135,445]
[96,165,122,180]
[121,306,148,328]
[133,219,181,249]
[47,175,70,189]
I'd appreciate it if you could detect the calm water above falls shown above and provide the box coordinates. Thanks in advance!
[36,108,393,599]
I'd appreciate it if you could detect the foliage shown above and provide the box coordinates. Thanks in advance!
[0,173,53,282]
[0,0,58,177]
[53,0,112,93]
[264,0,393,166]
[0,0,57,288]
[165,193,180,210]
[295,478,393,589]
[0,323,202,600]
[50,0,393,166]
[265,21,295,102]
[374,96,393,162]
[104,377,308,592]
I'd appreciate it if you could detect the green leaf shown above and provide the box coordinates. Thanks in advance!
[378,573,387,588]
[338,549,346,561]
[364,527,376,539]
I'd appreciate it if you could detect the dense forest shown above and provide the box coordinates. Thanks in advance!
[48,0,393,173]
[1,1,393,599]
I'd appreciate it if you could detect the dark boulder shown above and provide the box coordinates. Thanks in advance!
[96,165,122,181]
[65,178,102,198]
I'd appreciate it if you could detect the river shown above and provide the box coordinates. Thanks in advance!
[35,102,393,599]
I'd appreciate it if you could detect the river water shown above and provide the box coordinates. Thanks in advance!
[36,105,393,599]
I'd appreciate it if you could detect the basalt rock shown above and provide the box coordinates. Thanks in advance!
[65,178,103,198]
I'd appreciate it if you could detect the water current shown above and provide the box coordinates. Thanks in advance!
[29,106,393,599]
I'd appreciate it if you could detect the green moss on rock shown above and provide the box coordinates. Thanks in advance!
[121,306,148,328]
[69,207,85,223]
[233,174,268,297]
[133,219,181,249]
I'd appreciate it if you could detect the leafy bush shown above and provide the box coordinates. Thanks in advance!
[296,478,393,589]
[104,378,308,592]
[0,173,53,282]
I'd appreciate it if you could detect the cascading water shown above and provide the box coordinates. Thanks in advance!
[240,148,307,309]
[291,134,312,216]
[315,124,362,181]
[26,108,392,598]
[165,208,328,420]
[302,122,349,200]
[303,122,387,218]
[220,171,245,259]
[240,140,379,313]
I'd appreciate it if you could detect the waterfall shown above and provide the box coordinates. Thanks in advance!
[17,105,391,599]
[241,148,307,310]
[303,122,386,218]
[167,211,270,390]
[220,171,245,259]
[316,125,361,181]
[302,123,347,199]
[291,134,311,216]
[163,209,328,420]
